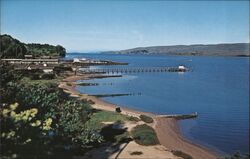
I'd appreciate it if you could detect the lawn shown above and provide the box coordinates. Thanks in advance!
[85,110,131,131]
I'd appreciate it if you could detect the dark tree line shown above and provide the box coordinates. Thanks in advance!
[0,34,66,58]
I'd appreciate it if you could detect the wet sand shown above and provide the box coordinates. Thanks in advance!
[155,118,217,159]
[59,75,218,159]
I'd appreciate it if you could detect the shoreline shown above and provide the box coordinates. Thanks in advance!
[59,74,218,159]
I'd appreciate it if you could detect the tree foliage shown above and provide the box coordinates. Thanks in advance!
[1,103,54,157]
[0,63,103,158]
[0,34,66,58]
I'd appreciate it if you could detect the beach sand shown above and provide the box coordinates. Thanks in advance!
[155,118,217,159]
[59,75,218,159]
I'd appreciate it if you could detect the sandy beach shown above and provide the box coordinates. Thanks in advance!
[155,118,217,159]
[59,74,218,159]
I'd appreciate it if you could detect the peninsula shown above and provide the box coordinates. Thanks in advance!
[106,43,250,57]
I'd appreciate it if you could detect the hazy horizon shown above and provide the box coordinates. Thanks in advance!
[64,42,250,53]
[1,0,249,52]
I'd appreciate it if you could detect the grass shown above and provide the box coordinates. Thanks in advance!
[139,114,154,123]
[131,124,159,146]
[84,110,135,143]
[85,110,131,131]
[172,150,193,159]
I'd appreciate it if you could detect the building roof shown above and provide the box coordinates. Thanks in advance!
[1,58,58,62]
[178,65,186,69]
[22,59,58,62]
[1,59,22,61]
[24,55,33,57]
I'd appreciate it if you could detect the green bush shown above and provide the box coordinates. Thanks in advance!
[40,73,55,80]
[139,114,153,123]
[128,116,140,122]
[131,124,159,146]
[1,76,103,158]
[172,150,193,159]
[66,82,72,86]
[130,151,143,155]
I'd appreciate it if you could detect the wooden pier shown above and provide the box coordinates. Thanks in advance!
[157,112,198,120]
[80,66,189,74]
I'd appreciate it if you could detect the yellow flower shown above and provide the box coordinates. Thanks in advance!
[31,120,41,127]
[9,131,15,137]
[11,154,17,158]
[10,103,18,110]
[10,111,16,117]
[46,118,52,125]
[36,120,41,126]
[30,108,38,117]
[2,109,10,117]
[1,133,6,138]
[26,138,31,143]
[22,115,28,121]
[23,138,32,145]
[6,131,15,139]
[14,114,22,122]
[43,118,53,130]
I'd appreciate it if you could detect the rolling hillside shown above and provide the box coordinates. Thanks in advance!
[0,34,66,58]
[110,43,250,57]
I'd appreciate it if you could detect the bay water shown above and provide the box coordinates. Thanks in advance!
[66,53,249,155]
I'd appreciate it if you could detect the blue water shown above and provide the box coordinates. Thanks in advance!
[66,53,249,155]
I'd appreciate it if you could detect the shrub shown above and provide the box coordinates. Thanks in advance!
[131,124,159,146]
[2,79,103,157]
[53,66,72,74]
[116,107,121,113]
[40,73,55,80]
[128,116,140,122]
[66,82,72,86]
[130,151,143,155]
[172,150,193,159]
[139,114,153,123]
[0,103,54,158]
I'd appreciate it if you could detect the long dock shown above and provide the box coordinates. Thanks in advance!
[157,112,198,120]
[80,66,189,74]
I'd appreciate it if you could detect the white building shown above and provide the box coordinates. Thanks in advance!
[80,58,87,61]
[1,58,58,64]
[178,65,186,70]
[73,58,80,63]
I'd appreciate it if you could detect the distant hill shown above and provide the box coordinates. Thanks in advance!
[0,34,66,58]
[109,43,250,57]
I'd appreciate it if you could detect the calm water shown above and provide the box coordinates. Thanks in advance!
[66,53,249,155]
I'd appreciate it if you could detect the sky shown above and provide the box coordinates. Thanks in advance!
[1,0,249,52]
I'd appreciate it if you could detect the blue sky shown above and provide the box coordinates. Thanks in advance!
[1,0,249,52]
